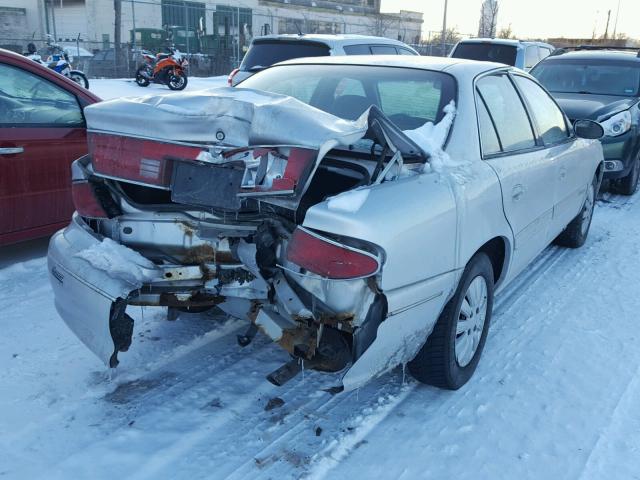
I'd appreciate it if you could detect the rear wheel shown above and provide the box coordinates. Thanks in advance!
[69,71,89,89]
[614,157,640,196]
[555,174,597,248]
[167,71,187,90]
[408,252,494,390]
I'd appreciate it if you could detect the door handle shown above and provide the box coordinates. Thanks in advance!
[512,184,525,202]
[0,147,24,155]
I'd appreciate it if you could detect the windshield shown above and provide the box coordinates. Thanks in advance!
[531,60,640,97]
[451,43,517,66]
[239,64,457,131]
[240,41,330,71]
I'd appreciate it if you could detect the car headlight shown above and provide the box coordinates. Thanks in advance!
[600,110,632,137]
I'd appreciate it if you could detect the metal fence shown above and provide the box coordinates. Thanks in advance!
[1,1,469,79]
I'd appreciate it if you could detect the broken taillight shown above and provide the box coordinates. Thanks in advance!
[88,133,202,187]
[237,147,317,196]
[286,228,380,279]
[72,181,108,218]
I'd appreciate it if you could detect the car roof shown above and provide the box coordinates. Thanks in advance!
[544,49,640,62]
[252,34,412,48]
[275,54,509,76]
[0,48,100,102]
[457,38,554,49]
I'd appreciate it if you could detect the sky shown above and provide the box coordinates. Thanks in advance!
[381,0,640,40]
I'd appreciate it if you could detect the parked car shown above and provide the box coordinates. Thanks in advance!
[531,46,640,195]
[0,48,100,246]
[228,34,419,86]
[48,56,604,392]
[450,38,555,71]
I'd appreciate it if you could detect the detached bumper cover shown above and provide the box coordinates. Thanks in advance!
[48,214,158,365]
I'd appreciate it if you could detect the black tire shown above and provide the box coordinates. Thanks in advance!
[69,71,89,89]
[167,72,187,90]
[555,174,597,248]
[408,252,494,390]
[135,68,150,87]
[613,157,640,196]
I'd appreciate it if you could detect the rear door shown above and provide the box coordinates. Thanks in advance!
[0,61,87,245]
[477,73,556,276]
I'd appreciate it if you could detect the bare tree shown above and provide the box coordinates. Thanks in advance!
[497,24,514,39]
[371,13,398,38]
[477,0,499,38]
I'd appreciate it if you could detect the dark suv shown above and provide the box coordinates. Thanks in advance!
[531,47,640,194]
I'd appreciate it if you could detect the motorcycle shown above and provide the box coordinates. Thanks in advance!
[135,48,188,90]
[25,41,89,89]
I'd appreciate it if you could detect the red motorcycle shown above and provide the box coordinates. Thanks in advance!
[135,48,188,90]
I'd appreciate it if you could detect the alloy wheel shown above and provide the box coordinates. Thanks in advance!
[455,276,488,367]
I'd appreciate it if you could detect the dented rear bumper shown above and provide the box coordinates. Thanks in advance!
[48,214,153,366]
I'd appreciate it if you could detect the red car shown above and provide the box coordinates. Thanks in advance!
[0,48,100,246]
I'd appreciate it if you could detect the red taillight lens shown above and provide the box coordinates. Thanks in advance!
[72,182,108,218]
[286,228,380,279]
[88,133,202,187]
[228,68,239,86]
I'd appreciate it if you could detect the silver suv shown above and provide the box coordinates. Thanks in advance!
[450,38,555,71]
[228,34,418,85]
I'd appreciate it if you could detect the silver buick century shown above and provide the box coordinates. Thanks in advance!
[48,56,604,392]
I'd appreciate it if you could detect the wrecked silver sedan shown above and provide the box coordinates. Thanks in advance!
[48,57,604,391]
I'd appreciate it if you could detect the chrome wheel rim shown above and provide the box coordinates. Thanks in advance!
[581,183,595,236]
[169,75,185,88]
[455,276,488,367]
[70,73,83,85]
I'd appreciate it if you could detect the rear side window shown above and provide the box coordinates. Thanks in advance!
[370,45,398,55]
[476,96,501,155]
[0,63,83,126]
[476,74,536,153]
[451,43,517,66]
[344,44,371,55]
[539,47,552,60]
[513,75,569,145]
[240,41,330,71]
[525,46,539,70]
[398,48,416,56]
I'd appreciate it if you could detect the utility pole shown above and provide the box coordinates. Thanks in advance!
[603,9,611,40]
[441,0,448,56]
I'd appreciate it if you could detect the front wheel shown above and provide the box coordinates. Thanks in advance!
[555,174,597,248]
[69,71,89,89]
[614,157,640,196]
[167,71,187,90]
[135,68,150,87]
[408,252,494,390]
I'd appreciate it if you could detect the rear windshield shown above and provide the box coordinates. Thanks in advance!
[240,40,330,71]
[239,64,457,131]
[531,60,640,97]
[451,43,517,66]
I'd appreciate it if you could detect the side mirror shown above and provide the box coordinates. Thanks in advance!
[574,119,604,140]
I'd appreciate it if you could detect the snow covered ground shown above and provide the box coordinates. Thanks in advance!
[2,189,640,479]
[88,76,227,100]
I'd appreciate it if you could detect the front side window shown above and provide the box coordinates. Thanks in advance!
[241,64,457,131]
[513,75,569,145]
[0,63,83,126]
[531,59,640,97]
[476,74,536,153]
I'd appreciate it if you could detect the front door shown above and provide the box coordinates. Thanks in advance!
[0,62,87,245]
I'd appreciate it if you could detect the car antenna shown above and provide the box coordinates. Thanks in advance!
[294,21,303,36]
